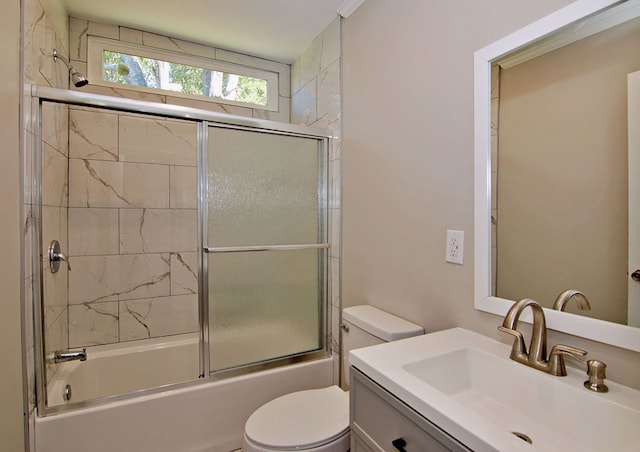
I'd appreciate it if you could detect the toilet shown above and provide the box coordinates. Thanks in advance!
[242,305,424,452]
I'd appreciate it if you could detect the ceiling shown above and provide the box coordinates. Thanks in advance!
[58,0,354,63]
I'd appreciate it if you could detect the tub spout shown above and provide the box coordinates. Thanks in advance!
[52,348,87,363]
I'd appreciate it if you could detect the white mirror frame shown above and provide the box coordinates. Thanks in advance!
[474,0,640,352]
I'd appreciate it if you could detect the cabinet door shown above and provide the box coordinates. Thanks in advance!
[352,432,377,452]
[351,368,471,452]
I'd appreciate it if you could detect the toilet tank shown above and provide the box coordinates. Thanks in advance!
[340,305,423,389]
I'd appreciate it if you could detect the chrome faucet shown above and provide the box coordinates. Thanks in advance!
[52,348,87,363]
[499,298,587,376]
[553,289,591,312]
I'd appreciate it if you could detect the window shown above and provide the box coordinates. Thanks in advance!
[87,37,279,111]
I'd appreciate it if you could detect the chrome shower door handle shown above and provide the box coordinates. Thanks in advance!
[48,240,71,273]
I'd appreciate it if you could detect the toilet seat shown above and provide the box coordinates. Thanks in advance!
[244,386,349,450]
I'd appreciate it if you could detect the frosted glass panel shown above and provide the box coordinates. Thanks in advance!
[207,126,321,247]
[208,250,322,371]
[206,125,326,373]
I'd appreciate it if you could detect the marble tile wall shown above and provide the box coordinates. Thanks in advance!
[291,16,343,387]
[67,107,199,347]
[41,102,70,358]
[68,17,291,122]
[291,17,341,131]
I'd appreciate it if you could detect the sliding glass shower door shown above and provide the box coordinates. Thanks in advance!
[37,100,201,411]
[205,126,328,373]
[32,87,333,415]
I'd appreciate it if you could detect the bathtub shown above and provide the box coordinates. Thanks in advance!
[48,333,201,406]
[36,334,333,452]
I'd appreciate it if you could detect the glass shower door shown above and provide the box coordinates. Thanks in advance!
[205,126,328,373]
[38,101,71,406]
[38,101,201,410]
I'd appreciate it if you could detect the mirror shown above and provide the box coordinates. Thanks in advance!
[474,0,640,352]
[495,13,640,326]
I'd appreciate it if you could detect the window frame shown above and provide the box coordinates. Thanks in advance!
[87,36,280,111]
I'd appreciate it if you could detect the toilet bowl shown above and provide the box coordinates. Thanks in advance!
[242,305,424,451]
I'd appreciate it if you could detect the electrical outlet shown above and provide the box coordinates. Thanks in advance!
[446,230,464,265]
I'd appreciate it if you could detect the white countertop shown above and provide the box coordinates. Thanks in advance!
[349,327,640,451]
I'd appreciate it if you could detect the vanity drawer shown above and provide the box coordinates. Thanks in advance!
[350,367,470,452]
[352,432,376,452]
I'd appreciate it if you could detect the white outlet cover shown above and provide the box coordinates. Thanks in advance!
[446,230,464,265]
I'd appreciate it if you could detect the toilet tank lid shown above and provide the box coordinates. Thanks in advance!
[342,305,424,341]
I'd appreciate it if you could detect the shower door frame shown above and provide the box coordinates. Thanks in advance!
[31,85,334,416]
[200,122,331,378]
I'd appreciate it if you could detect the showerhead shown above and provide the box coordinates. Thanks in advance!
[70,68,89,88]
[53,49,89,88]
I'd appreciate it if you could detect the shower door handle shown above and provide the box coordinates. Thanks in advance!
[48,240,71,273]
[204,243,329,253]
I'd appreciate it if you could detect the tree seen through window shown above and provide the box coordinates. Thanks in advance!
[103,51,268,106]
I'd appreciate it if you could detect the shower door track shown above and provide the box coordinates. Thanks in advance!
[31,85,335,415]
[30,85,335,138]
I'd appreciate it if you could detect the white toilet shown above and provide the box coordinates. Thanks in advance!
[242,305,424,452]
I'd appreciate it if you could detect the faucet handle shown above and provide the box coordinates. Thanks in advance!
[498,326,528,361]
[548,344,588,376]
[551,344,587,356]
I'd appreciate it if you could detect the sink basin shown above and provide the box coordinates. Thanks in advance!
[403,348,640,451]
[349,328,640,451]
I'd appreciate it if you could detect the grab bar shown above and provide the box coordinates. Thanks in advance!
[204,243,329,253]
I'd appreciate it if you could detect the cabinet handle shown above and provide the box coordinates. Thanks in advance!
[392,437,407,451]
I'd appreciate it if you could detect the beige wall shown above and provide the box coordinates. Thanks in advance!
[497,17,640,324]
[1,0,26,450]
[342,0,640,390]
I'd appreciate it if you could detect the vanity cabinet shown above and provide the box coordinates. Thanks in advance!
[350,367,470,452]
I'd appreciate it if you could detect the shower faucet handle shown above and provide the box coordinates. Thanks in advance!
[48,240,71,273]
